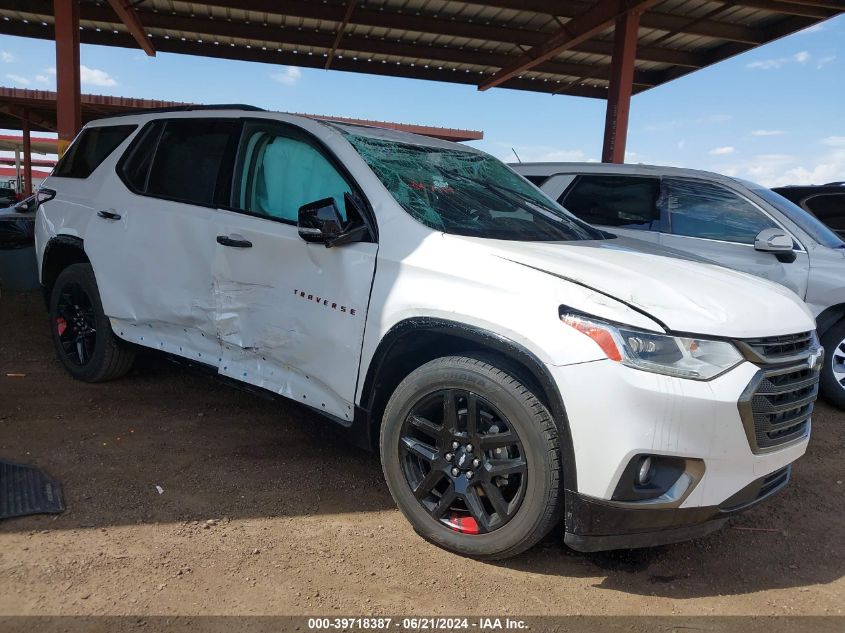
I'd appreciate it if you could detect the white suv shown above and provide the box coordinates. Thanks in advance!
[34,107,821,559]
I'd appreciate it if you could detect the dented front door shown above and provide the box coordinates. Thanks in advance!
[210,212,377,422]
[211,120,377,422]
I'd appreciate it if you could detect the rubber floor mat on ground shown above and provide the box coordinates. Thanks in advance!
[0,460,64,519]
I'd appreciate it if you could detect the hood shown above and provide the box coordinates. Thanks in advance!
[454,235,815,339]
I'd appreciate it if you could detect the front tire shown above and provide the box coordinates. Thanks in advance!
[380,356,562,560]
[820,320,845,409]
[49,263,135,382]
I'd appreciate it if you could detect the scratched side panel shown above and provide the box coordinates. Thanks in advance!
[211,209,377,422]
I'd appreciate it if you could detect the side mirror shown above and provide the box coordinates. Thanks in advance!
[298,193,372,248]
[754,227,796,263]
[297,197,344,244]
[14,188,56,214]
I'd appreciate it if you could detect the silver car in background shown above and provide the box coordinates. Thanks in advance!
[511,162,845,408]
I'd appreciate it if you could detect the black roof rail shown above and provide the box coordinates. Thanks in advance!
[105,104,265,118]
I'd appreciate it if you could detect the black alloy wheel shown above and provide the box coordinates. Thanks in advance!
[381,356,562,559]
[55,281,97,366]
[49,263,136,382]
[400,389,528,534]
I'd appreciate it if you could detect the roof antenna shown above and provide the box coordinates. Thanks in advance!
[511,147,522,163]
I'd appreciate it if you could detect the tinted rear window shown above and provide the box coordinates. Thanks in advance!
[805,193,845,229]
[118,121,164,192]
[562,175,661,230]
[523,175,548,187]
[53,125,136,178]
[134,119,241,207]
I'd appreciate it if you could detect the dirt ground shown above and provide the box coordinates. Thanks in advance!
[0,290,843,617]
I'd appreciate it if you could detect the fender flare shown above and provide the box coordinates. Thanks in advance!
[816,303,845,338]
[360,316,578,492]
[40,234,88,298]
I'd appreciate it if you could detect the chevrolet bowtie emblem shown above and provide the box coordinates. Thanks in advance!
[807,347,824,372]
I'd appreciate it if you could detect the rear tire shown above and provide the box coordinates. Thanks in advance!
[49,263,135,382]
[820,320,845,409]
[380,356,562,560]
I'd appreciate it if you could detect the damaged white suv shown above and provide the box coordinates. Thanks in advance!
[35,106,822,559]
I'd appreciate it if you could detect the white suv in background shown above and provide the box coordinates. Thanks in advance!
[34,107,820,559]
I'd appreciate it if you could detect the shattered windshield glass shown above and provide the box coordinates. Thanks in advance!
[344,133,605,242]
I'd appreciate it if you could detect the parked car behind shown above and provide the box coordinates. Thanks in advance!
[773,183,845,239]
[0,186,18,208]
[512,162,845,409]
[35,109,820,559]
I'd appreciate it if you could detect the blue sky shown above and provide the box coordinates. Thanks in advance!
[1,14,843,186]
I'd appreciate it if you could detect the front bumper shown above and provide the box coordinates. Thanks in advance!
[564,465,792,552]
[549,357,813,551]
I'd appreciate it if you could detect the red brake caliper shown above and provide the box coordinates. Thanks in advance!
[56,317,67,337]
[449,513,480,535]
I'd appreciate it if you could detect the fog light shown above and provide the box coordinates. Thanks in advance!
[637,456,653,485]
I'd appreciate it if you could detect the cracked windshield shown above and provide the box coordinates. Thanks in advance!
[345,133,605,242]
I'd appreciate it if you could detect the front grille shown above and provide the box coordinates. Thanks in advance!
[737,331,814,363]
[739,363,818,452]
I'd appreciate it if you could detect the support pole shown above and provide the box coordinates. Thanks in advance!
[14,149,21,193]
[22,110,33,196]
[54,0,81,157]
[601,8,642,164]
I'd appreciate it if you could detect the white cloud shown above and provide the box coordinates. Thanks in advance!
[0,51,13,63]
[271,66,301,86]
[817,55,836,69]
[751,130,785,137]
[747,51,811,70]
[80,65,117,86]
[822,136,845,147]
[714,145,845,187]
[34,74,49,84]
[5,73,31,85]
[500,145,589,163]
[643,114,731,133]
[695,114,732,124]
[677,140,686,150]
[709,146,735,156]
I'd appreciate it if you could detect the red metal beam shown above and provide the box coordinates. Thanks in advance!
[106,0,155,56]
[53,0,81,155]
[0,102,57,131]
[296,113,483,142]
[22,109,32,195]
[479,0,659,91]
[0,157,56,168]
[602,8,642,163]
[325,1,356,70]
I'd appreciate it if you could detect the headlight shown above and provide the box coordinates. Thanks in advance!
[561,312,743,380]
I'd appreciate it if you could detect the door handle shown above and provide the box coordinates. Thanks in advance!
[216,235,253,248]
[97,210,121,220]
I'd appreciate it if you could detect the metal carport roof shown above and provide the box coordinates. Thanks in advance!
[0,1,841,99]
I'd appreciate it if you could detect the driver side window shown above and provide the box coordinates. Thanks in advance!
[236,124,353,223]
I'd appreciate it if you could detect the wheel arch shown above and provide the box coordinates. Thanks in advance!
[41,235,89,302]
[359,317,577,492]
[816,303,845,338]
